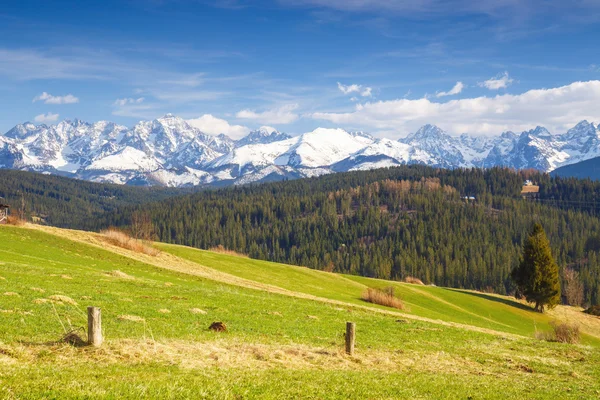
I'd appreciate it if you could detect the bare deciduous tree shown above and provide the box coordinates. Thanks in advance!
[130,211,156,241]
[563,268,584,307]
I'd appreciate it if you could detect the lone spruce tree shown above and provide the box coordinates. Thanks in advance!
[512,223,561,313]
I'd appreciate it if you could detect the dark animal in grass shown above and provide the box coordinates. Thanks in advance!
[209,322,227,332]
[61,330,87,347]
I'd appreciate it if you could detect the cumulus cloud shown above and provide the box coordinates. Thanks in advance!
[436,81,464,98]
[113,97,145,107]
[32,92,79,104]
[338,82,373,97]
[236,104,299,124]
[311,80,600,138]
[478,72,514,90]
[186,114,250,139]
[34,112,60,124]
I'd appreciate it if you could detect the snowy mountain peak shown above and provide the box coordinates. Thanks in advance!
[1,116,600,187]
[236,126,291,147]
[526,126,552,138]
[402,124,448,143]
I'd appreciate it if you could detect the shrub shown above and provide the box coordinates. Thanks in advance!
[101,228,159,256]
[537,322,580,344]
[6,216,25,226]
[361,287,405,310]
[584,305,600,316]
[404,276,424,285]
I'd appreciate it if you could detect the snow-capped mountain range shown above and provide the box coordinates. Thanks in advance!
[0,114,598,187]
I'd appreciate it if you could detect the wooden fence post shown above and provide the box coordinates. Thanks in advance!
[87,306,103,347]
[345,322,356,355]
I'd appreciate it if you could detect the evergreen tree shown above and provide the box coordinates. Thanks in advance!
[512,223,561,312]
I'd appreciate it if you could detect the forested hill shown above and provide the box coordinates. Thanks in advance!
[101,165,600,306]
[0,170,190,229]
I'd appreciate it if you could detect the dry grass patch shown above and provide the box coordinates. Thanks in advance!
[118,315,145,323]
[60,275,73,280]
[190,308,207,315]
[101,228,160,256]
[32,298,49,304]
[209,244,249,258]
[29,287,45,293]
[3,292,19,297]
[404,276,424,285]
[158,309,171,314]
[48,295,78,306]
[104,270,135,280]
[361,287,406,310]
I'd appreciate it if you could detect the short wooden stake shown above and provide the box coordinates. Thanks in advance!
[345,322,356,355]
[87,306,103,347]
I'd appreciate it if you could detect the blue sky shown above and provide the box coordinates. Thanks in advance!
[1,0,600,138]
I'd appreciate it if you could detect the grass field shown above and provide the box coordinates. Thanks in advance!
[1,224,600,399]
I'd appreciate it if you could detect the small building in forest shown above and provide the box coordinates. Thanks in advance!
[0,203,9,224]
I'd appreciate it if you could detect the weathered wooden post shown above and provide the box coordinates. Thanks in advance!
[345,322,356,355]
[87,306,103,347]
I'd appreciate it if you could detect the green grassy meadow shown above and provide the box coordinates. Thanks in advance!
[1,225,600,399]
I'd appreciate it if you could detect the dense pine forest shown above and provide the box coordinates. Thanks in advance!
[0,170,188,228]
[3,166,600,306]
[100,166,600,306]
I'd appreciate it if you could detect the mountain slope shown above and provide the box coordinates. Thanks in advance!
[551,156,600,180]
[1,116,600,187]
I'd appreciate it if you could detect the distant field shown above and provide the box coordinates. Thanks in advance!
[1,225,600,399]
[521,185,540,193]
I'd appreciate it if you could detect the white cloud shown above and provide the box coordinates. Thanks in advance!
[337,82,373,97]
[34,112,60,124]
[186,114,250,139]
[113,97,145,107]
[311,80,600,138]
[478,72,514,90]
[236,104,299,124]
[32,92,79,104]
[436,81,464,98]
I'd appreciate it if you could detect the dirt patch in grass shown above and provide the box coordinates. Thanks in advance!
[104,270,135,280]
[48,295,78,306]
[118,315,145,323]
[190,308,207,315]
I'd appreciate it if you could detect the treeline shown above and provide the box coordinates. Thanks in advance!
[101,166,600,306]
[0,170,188,229]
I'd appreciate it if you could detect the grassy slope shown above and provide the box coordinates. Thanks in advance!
[0,225,599,399]
[159,244,600,343]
